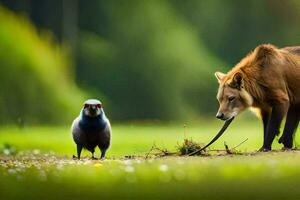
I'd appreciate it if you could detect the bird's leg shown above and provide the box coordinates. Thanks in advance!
[100,149,107,160]
[77,144,83,160]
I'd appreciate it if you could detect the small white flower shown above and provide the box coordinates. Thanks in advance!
[33,149,40,155]
[124,160,132,165]
[159,164,169,172]
[3,149,10,155]
[135,160,142,164]
[124,165,135,173]
[8,169,16,174]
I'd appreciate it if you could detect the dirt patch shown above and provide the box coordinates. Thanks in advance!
[142,137,249,159]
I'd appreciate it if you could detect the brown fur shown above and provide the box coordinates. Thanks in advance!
[223,44,300,109]
[215,44,300,150]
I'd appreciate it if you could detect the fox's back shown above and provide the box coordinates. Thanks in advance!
[282,46,300,55]
[278,46,300,104]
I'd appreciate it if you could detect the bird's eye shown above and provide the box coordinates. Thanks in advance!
[84,104,89,109]
[96,104,102,109]
[228,96,235,102]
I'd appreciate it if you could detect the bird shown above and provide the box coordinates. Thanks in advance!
[71,99,111,160]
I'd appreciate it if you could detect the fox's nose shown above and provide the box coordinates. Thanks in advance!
[216,112,224,119]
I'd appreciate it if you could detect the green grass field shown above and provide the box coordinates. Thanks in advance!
[1,119,300,200]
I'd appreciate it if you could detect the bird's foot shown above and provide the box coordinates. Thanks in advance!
[100,157,105,161]
[72,155,80,160]
[91,156,98,160]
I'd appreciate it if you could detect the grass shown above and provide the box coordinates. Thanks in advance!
[0,119,272,157]
[1,119,300,200]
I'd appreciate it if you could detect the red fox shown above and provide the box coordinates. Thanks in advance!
[215,44,300,151]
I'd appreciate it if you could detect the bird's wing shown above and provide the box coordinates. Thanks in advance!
[71,117,80,132]
[100,119,111,149]
[103,119,112,136]
[71,117,83,143]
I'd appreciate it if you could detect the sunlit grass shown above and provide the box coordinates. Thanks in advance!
[1,120,300,200]
[0,119,299,158]
[2,152,300,200]
[0,120,257,158]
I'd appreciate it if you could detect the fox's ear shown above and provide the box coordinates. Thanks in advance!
[230,72,243,89]
[215,72,226,83]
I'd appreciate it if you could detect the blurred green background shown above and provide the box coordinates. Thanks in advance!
[0,2,300,200]
[0,0,299,124]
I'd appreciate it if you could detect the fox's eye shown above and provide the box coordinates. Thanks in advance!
[228,96,235,102]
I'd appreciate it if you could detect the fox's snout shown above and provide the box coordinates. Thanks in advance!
[216,112,225,120]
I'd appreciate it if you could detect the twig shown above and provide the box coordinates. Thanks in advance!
[224,139,248,155]
[224,142,232,154]
[153,147,177,157]
[208,149,227,152]
[145,144,156,160]
[231,138,248,150]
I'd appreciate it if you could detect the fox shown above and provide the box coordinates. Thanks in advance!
[215,44,300,151]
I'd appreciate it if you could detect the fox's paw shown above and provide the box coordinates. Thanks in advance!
[281,147,293,151]
[258,147,271,152]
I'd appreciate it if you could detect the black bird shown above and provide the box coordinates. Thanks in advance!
[72,99,111,160]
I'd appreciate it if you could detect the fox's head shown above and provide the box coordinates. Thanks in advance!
[214,71,253,121]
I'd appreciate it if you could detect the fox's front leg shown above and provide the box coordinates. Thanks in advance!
[260,109,270,146]
[262,101,289,151]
